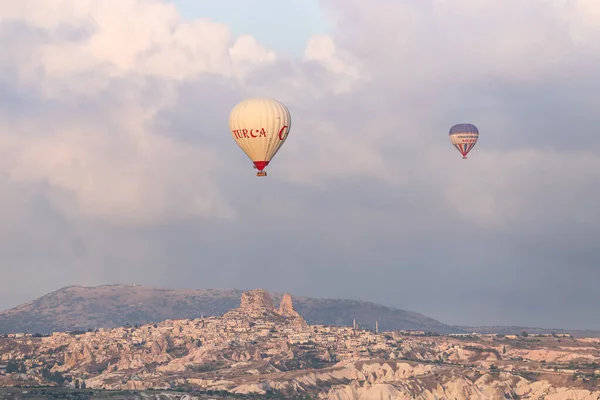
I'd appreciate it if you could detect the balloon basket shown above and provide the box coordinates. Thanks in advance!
[462,156,467,159]
[256,171,267,177]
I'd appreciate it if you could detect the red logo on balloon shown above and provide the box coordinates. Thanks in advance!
[278,126,288,140]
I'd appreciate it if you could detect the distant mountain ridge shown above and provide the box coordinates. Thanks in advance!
[0,284,458,335]
[1,284,598,337]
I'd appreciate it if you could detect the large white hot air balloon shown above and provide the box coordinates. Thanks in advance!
[228,98,291,177]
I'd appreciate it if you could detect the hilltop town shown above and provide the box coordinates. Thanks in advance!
[1,290,600,399]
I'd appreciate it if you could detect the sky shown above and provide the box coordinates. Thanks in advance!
[168,0,331,56]
[1,0,600,331]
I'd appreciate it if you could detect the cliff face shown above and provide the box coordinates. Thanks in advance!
[0,284,457,334]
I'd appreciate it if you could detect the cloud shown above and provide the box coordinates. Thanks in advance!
[0,0,600,330]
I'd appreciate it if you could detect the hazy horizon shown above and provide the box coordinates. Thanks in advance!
[1,1,600,330]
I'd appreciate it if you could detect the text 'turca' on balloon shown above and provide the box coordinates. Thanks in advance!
[449,123,479,159]
[228,98,292,177]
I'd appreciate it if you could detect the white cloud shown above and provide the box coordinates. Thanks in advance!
[305,35,362,76]
[0,0,282,226]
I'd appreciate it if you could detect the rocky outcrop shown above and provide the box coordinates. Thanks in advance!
[277,293,307,327]
[223,289,307,327]
[149,334,173,355]
[64,342,94,368]
[278,293,299,317]
[323,369,600,400]
[223,289,278,320]
[226,361,600,400]
[240,289,275,312]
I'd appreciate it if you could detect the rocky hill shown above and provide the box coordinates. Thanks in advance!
[0,284,458,334]
[1,289,599,399]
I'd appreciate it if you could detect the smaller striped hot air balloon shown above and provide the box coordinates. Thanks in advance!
[449,123,479,159]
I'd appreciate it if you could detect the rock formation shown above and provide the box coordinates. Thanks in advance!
[223,289,306,327]
[223,289,277,320]
[277,293,307,328]
[278,293,301,318]
[239,289,275,313]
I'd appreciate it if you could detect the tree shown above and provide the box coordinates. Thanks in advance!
[74,379,80,389]
[521,331,529,337]
[41,368,64,384]
[5,361,18,373]
[81,380,86,389]
[502,346,507,354]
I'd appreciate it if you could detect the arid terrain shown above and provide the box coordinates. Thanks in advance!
[1,289,599,399]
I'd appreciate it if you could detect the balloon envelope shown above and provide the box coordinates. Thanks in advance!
[229,98,291,176]
[449,123,479,159]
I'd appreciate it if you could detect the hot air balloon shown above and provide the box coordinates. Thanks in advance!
[449,123,479,159]
[228,98,291,177]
